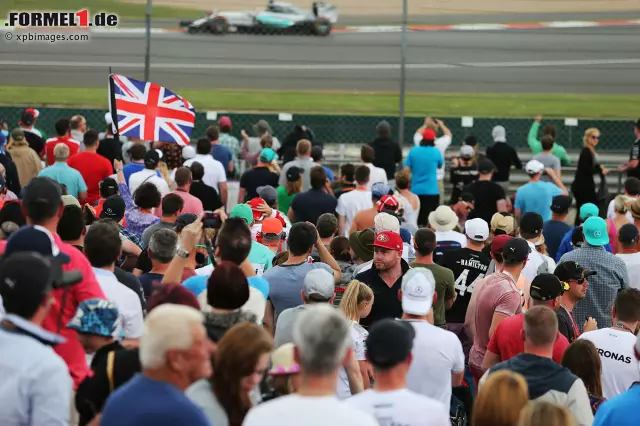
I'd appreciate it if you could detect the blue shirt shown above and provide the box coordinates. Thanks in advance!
[183,275,270,300]
[212,144,233,173]
[555,227,612,262]
[122,162,160,187]
[38,161,88,199]
[543,219,572,260]
[101,375,210,426]
[0,314,72,426]
[514,181,563,222]
[594,383,640,426]
[403,145,443,195]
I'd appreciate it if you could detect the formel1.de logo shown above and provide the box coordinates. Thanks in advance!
[5,10,118,28]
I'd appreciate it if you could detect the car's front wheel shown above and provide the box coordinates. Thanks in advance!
[210,17,229,34]
[312,18,332,36]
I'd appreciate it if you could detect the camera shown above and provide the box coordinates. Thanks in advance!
[202,211,222,229]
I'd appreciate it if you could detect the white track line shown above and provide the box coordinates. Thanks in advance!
[1,58,640,70]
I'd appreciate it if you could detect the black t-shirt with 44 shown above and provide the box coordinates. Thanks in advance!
[463,180,506,224]
[240,167,279,202]
[628,139,640,180]
[439,247,490,324]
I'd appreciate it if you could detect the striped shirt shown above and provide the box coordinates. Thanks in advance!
[559,244,629,330]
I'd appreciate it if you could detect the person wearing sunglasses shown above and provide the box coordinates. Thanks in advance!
[554,261,598,343]
[571,127,608,226]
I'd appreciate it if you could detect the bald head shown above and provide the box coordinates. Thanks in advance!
[297,139,311,157]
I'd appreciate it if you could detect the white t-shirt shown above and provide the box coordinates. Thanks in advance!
[336,190,373,237]
[243,394,378,426]
[434,230,467,248]
[607,196,635,223]
[521,241,557,283]
[615,252,640,290]
[404,319,465,408]
[94,270,144,339]
[413,133,452,181]
[346,388,450,426]
[183,154,227,192]
[364,163,387,188]
[337,322,369,399]
[128,169,170,198]
[579,328,640,399]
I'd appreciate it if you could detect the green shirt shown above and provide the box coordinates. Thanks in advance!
[527,122,571,166]
[410,262,455,328]
[276,185,296,215]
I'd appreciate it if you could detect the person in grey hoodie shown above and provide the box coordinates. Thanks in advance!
[480,306,594,426]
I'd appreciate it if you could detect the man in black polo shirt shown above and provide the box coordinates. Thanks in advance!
[553,261,597,343]
[357,230,409,328]
[621,118,640,179]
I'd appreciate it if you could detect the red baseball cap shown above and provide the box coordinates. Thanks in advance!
[371,231,403,251]
[218,115,232,129]
[422,128,436,141]
[262,217,283,235]
[491,234,513,256]
[247,198,267,220]
[24,107,40,118]
[377,195,400,213]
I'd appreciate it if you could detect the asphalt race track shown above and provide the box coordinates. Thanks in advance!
[1,25,639,94]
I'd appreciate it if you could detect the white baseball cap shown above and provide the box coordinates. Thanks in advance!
[459,145,474,159]
[525,160,545,175]
[401,268,436,316]
[182,145,196,160]
[303,269,335,300]
[374,212,400,234]
[465,218,489,242]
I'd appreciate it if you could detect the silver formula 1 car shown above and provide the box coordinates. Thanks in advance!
[180,0,338,36]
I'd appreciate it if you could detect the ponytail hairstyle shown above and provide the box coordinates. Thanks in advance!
[329,236,352,263]
[339,280,373,322]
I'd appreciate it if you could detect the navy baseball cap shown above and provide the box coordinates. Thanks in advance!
[5,226,70,263]
[502,238,530,263]
[67,298,119,337]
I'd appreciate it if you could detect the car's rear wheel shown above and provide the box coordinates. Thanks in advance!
[312,18,332,36]
[210,17,229,34]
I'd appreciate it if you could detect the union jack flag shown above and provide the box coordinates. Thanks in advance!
[108,74,196,146]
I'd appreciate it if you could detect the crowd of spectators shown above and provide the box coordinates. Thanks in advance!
[0,111,640,426]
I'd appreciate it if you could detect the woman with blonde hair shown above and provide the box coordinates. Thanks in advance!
[187,322,274,426]
[607,195,630,253]
[473,370,529,426]
[571,127,608,226]
[337,280,374,397]
[517,400,577,426]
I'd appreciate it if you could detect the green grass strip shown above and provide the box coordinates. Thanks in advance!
[1,86,640,118]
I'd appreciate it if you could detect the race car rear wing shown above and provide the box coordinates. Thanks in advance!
[312,2,338,23]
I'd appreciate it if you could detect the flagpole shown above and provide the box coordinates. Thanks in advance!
[108,68,120,141]
[144,0,152,81]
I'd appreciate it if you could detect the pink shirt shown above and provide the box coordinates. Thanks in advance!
[469,271,523,369]
[155,189,204,217]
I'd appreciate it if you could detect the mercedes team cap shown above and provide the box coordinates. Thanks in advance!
[550,195,572,214]
[100,195,126,221]
[67,298,119,337]
[459,145,474,159]
[366,318,415,369]
[525,160,545,175]
[582,216,609,246]
[302,269,335,301]
[372,230,403,252]
[502,237,530,263]
[401,268,436,316]
[554,261,597,283]
[465,218,489,242]
[529,273,568,301]
[618,223,640,245]
[579,203,600,221]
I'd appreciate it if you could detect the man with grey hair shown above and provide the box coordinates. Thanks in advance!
[244,304,377,426]
[70,115,87,150]
[38,143,88,201]
[100,304,214,426]
[138,229,178,299]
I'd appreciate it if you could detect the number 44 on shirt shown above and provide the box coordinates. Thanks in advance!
[454,270,484,297]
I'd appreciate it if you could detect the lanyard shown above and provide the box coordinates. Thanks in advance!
[562,306,580,341]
